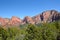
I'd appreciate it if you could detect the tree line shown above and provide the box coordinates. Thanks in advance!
[0,20,60,40]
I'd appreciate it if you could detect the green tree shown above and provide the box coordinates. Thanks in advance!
[0,26,9,40]
[24,24,44,40]
[43,23,57,40]
[54,20,60,40]
[7,27,21,40]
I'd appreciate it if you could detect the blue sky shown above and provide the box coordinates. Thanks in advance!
[0,0,60,19]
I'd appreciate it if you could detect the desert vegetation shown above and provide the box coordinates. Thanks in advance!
[0,20,60,40]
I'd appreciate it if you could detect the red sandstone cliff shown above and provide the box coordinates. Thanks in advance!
[0,10,60,26]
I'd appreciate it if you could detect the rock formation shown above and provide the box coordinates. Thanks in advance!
[0,10,60,26]
[23,16,35,24]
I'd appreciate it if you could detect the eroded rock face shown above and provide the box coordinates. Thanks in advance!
[0,10,60,26]
[32,15,42,24]
[23,16,35,24]
[32,10,60,23]
[0,17,10,26]
[9,16,22,26]
[0,16,22,26]
[42,10,59,23]
[0,17,6,26]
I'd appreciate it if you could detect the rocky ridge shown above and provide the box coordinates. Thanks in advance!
[0,10,60,26]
